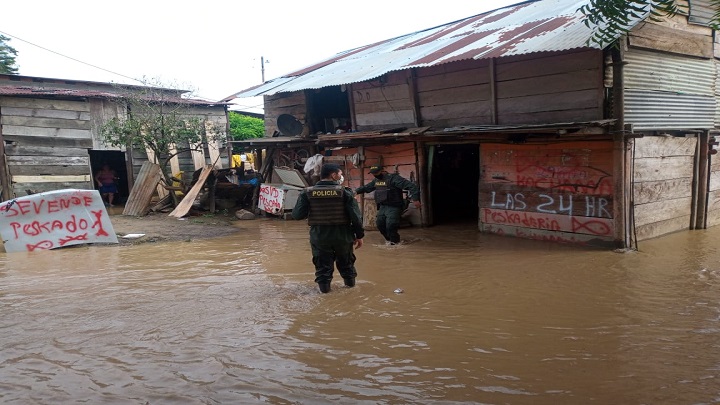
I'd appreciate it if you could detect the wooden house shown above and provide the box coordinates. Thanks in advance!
[226,0,720,249]
[0,74,229,204]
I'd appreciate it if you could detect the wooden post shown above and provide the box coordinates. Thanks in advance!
[252,147,275,213]
[255,147,263,173]
[125,144,135,192]
[489,58,498,125]
[427,144,435,226]
[347,84,357,131]
[357,146,365,214]
[407,69,422,127]
[0,107,13,201]
[691,134,701,229]
[611,43,629,249]
[696,131,710,229]
[416,141,430,226]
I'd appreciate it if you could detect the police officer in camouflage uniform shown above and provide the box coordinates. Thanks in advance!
[292,163,364,294]
[355,165,421,245]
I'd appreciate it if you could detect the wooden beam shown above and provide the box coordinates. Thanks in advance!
[122,162,163,216]
[696,132,710,229]
[0,107,13,201]
[489,58,498,125]
[12,175,91,183]
[407,69,422,127]
[347,83,357,131]
[168,165,214,218]
[416,141,429,226]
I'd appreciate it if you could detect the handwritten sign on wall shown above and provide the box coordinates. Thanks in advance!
[480,142,615,243]
[0,189,118,253]
[258,185,284,214]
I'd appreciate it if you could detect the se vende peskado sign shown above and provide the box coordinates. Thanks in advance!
[0,189,118,253]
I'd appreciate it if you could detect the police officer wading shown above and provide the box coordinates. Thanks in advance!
[355,165,421,245]
[292,163,364,294]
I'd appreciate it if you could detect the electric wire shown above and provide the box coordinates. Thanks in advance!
[0,29,254,105]
[0,29,143,84]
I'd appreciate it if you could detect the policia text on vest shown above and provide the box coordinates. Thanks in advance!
[292,167,364,294]
[355,166,420,245]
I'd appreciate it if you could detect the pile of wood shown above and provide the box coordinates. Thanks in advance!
[122,162,215,218]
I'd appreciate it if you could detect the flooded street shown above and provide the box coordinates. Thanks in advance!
[1,219,719,404]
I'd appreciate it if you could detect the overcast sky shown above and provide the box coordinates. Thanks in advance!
[1,1,519,113]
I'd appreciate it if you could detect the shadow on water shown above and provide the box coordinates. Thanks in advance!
[1,220,719,404]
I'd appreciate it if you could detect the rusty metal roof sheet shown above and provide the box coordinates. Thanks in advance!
[229,0,647,99]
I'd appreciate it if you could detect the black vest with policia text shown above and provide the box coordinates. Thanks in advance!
[374,177,404,207]
[307,185,350,226]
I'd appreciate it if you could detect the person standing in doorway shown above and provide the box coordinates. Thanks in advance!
[95,163,118,207]
[292,163,364,294]
[355,165,421,245]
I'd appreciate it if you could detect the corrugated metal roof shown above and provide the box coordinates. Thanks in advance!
[229,0,647,99]
[0,86,227,106]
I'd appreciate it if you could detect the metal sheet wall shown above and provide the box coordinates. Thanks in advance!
[624,49,715,131]
[689,0,715,26]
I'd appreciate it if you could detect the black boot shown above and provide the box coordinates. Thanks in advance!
[318,281,331,293]
[343,277,356,287]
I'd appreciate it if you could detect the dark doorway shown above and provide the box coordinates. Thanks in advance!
[88,150,129,205]
[430,144,480,224]
[306,86,351,135]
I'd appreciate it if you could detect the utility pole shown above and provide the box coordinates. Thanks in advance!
[261,56,267,83]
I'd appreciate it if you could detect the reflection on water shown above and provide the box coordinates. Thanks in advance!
[1,219,720,404]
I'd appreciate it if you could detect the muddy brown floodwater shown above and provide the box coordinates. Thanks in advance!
[1,215,720,404]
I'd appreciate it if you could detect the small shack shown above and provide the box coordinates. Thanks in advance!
[0,74,230,214]
[226,0,720,249]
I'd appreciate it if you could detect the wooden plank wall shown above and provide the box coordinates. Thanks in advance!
[264,92,308,137]
[632,136,697,240]
[89,99,125,150]
[413,49,604,127]
[352,71,416,131]
[688,0,715,26]
[415,58,492,127]
[705,153,720,227]
[128,105,228,179]
[629,12,713,58]
[0,96,93,196]
[494,50,604,125]
[480,141,615,246]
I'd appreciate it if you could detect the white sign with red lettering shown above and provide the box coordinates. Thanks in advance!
[0,189,118,253]
[258,185,284,214]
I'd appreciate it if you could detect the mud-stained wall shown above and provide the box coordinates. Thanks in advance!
[633,136,697,240]
[480,141,615,245]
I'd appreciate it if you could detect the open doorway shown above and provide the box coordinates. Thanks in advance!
[88,150,129,205]
[430,143,480,224]
[306,86,351,135]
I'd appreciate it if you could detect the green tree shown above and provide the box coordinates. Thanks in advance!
[228,111,264,140]
[579,1,720,46]
[100,78,224,189]
[0,34,19,74]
